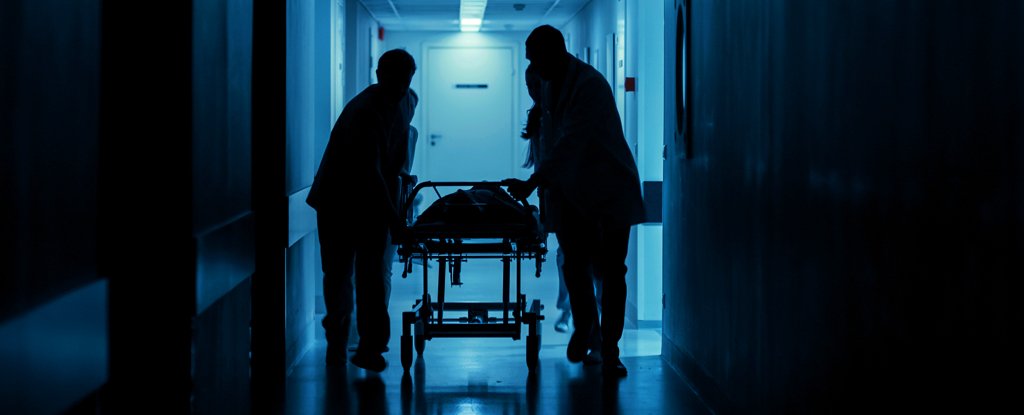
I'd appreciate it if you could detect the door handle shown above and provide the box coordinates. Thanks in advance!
[430,134,442,146]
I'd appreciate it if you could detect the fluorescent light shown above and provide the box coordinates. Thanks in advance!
[460,0,487,32]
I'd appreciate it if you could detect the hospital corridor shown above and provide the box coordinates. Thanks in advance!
[3,1,1022,414]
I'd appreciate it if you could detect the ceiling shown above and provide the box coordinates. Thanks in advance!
[357,0,592,32]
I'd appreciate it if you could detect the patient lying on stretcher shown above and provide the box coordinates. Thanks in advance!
[411,183,543,240]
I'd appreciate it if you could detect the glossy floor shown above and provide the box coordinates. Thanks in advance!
[285,237,711,414]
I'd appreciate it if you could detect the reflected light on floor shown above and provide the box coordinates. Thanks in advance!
[455,400,485,415]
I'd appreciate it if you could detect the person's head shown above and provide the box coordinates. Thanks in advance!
[525,25,569,81]
[376,48,416,98]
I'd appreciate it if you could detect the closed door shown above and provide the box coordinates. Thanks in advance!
[421,46,515,207]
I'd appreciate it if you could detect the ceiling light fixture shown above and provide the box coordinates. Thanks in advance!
[460,0,487,32]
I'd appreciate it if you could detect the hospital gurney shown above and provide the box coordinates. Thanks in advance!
[395,180,548,372]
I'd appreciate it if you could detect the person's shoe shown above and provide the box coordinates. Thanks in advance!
[566,331,589,363]
[554,311,571,333]
[350,352,387,372]
[583,348,603,365]
[602,357,627,377]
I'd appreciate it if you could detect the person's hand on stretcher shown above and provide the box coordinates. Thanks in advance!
[506,175,540,202]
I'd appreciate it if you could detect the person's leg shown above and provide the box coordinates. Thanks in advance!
[349,232,398,353]
[554,246,571,332]
[374,232,396,353]
[351,222,390,371]
[593,224,630,376]
[317,213,355,366]
[556,215,600,363]
[583,278,604,364]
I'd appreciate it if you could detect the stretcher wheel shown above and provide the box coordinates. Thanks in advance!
[526,334,540,370]
[414,321,426,355]
[401,334,413,371]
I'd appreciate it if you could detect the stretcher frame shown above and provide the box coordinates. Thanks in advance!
[396,180,547,372]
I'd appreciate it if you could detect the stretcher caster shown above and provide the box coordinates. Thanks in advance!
[414,321,426,355]
[526,334,540,371]
[525,298,544,371]
[401,334,413,371]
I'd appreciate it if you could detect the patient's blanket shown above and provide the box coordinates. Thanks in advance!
[413,184,541,238]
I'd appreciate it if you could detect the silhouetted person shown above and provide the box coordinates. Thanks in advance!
[522,63,604,362]
[509,25,645,377]
[307,48,418,372]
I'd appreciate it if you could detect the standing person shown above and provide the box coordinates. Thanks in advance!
[307,48,418,372]
[508,25,646,377]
